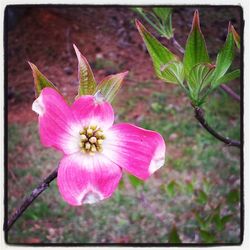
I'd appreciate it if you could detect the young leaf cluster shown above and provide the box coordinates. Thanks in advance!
[136,9,240,107]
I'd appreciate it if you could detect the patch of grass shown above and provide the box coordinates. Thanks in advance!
[23,202,51,220]
[7,79,241,244]
[204,91,240,140]
[8,124,22,152]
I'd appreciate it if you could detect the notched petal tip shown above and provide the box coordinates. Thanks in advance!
[149,154,165,175]
[104,124,166,180]
[149,133,166,175]
[79,189,103,204]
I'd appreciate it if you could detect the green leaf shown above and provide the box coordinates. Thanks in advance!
[187,63,215,100]
[183,10,210,76]
[166,180,177,198]
[95,71,128,103]
[118,178,124,190]
[128,174,144,189]
[151,102,164,113]
[153,7,172,21]
[186,181,194,195]
[213,212,232,231]
[212,69,240,88]
[28,62,58,97]
[168,225,182,243]
[136,19,178,80]
[131,7,143,15]
[196,189,208,205]
[203,177,212,194]
[195,213,207,230]
[213,212,223,231]
[226,189,240,204]
[200,230,215,243]
[195,212,213,230]
[161,61,184,85]
[195,213,205,229]
[152,7,173,38]
[73,44,96,97]
[211,24,235,86]
[221,214,233,226]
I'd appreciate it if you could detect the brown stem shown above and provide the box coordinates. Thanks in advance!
[193,106,240,148]
[4,168,58,232]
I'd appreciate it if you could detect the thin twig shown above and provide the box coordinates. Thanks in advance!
[220,84,240,102]
[193,106,241,148]
[171,37,185,54]
[5,168,58,232]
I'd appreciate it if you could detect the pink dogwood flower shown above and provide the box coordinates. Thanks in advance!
[32,87,166,205]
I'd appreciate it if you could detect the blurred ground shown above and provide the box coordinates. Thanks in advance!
[7,6,241,244]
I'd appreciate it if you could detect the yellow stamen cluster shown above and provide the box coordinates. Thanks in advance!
[79,125,105,155]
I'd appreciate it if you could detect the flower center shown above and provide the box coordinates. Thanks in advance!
[79,125,105,155]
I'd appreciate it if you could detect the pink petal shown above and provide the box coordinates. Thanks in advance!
[71,95,114,129]
[103,123,166,180]
[57,153,122,205]
[32,87,81,155]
